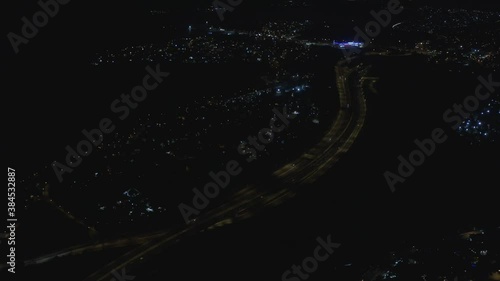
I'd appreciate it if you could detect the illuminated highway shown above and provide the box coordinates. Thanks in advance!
[80,57,368,281]
[7,57,370,280]
[273,59,367,184]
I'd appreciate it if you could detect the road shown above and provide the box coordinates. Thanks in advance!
[80,57,368,281]
[273,59,367,184]
[4,57,369,280]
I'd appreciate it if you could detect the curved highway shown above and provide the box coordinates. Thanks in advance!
[4,57,369,280]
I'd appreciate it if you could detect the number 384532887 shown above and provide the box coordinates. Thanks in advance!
[7,168,16,213]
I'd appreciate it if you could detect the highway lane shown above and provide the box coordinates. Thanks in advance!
[273,61,367,184]
[0,231,168,271]
[82,186,297,281]
[7,57,368,279]
[81,57,368,281]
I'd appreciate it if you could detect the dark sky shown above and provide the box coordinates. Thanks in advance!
[133,0,500,10]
